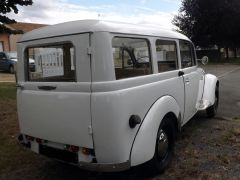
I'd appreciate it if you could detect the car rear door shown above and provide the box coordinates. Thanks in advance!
[17,33,93,148]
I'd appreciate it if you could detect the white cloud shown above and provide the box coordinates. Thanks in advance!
[9,0,177,30]
[162,0,181,5]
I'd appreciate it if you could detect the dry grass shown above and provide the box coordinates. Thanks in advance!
[0,83,32,174]
[160,116,240,179]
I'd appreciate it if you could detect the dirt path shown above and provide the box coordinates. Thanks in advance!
[0,72,15,82]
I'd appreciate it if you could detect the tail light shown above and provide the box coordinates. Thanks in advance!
[26,135,34,141]
[82,148,90,155]
[70,145,80,153]
[65,145,80,153]
[36,138,43,144]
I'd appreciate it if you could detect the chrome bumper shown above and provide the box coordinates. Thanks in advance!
[78,161,131,172]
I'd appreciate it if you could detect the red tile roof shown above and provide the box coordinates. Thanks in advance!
[6,22,48,33]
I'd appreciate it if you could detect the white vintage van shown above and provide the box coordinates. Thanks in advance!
[17,20,219,172]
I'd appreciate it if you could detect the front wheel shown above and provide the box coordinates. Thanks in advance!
[9,65,14,74]
[149,117,176,173]
[206,85,219,118]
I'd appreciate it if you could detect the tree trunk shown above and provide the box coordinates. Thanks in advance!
[234,48,237,58]
[217,46,221,61]
[225,47,229,59]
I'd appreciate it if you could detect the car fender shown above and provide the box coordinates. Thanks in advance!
[130,95,181,166]
[202,74,219,108]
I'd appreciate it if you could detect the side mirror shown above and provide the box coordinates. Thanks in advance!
[201,56,209,65]
[198,56,208,65]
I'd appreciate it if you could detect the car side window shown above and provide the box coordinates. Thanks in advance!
[179,40,196,68]
[156,40,178,73]
[112,37,152,80]
[0,53,6,60]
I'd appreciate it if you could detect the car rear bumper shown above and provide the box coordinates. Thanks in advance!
[18,134,131,172]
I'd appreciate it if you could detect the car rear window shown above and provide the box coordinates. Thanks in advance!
[26,43,75,82]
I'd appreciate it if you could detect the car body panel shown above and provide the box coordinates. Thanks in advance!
[91,71,184,163]
[200,74,219,109]
[17,33,94,148]
[130,96,180,166]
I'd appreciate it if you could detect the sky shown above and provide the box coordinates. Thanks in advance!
[9,0,181,30]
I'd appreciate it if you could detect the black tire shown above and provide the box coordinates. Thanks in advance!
[9,65,14,74]
[206,85,219,118]
[149,116,176,173]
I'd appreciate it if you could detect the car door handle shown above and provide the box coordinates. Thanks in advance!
[185,78,190,83]
[178,71,184,76]
[16,84,24,90]
[38,86,56,91]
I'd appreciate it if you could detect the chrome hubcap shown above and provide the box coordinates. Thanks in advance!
[157,129,169,159]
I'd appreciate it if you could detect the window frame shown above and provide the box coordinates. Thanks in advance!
[0,52,6,60]
[112,35,153,80]
[155,39,179,73]
[179,40,196,69]
[25,41,77,82]
[190,42,197,66]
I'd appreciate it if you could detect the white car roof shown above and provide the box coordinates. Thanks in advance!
[19,20,190,42]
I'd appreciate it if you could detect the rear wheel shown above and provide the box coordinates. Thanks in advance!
[149,116,176,173]
[9,65,14,74]
[206,85,219,118]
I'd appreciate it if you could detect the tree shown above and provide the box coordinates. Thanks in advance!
[173,0,240,58]
[0,0,33,34]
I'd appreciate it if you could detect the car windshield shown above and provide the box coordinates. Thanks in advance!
[6,52,17,59]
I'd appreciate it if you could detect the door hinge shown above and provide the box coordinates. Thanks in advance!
[88,125,93,135]
[87,47,92,55]
[16,83,24,90]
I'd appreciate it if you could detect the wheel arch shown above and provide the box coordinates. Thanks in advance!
[130,95,181,166]
[202,74,219,108]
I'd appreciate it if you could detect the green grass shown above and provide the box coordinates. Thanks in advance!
[0,82,25,174]
[0,83,16,100]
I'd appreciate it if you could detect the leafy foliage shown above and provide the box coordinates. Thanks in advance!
[173,0,240,48]
[0,0,33,34]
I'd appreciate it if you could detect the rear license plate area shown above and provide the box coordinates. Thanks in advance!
[39,144,78,164]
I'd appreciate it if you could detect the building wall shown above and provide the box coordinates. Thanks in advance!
[0,34,10,51]
[0,42,3,51]
[9,34,22,51]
